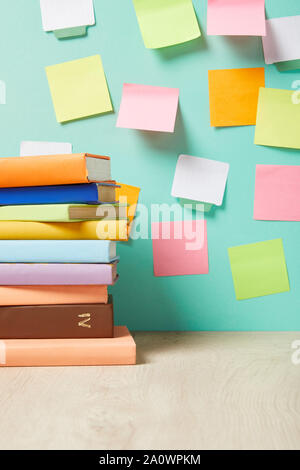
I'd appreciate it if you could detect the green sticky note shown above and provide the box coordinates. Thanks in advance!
[179,198,213,212]
[228,239,290,301]
[45,55,113,123]
[54,26,87,39]
[275,60,300,72]
[133,0,200,49]
[254,87,300,149]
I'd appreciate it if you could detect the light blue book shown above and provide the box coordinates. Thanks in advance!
[0,241,118,264]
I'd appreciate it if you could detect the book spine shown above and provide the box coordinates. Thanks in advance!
[0,240,114,263]
[0,220,128,240]
[0,301,114,339]
[0,285,108,306]
[0,327,136,366]
[0,263,115,285]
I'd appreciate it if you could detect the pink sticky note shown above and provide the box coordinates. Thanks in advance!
[116,83,179,133]
[207,0,266,36]
[152,220,209,277]
[254,165,300,221]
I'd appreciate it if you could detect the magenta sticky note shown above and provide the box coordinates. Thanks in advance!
[254,165,300,221]
[116,83,179,132]
[152,220,209,277]
[207,0,266,36]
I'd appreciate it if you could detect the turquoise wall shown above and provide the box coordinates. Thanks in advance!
[0,1,299,330]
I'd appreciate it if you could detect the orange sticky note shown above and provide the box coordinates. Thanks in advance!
[116,183,140,235]
[208,68,265,127]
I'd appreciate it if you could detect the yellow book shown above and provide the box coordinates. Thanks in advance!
[0,220,128,241]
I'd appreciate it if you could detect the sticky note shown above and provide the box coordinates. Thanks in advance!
[207,0,266,36]
[254,88,300,150]
[54,26,87,39]
[45,55,113,123]
[116,83,179,132]
[228,239,290,300]
[171,155,229,206]
[208,68,265,127]
[152,220,208,277]
[20,141,72,157]
[275,60,300,72]
[40,0,95,31]
[262,16,300,65]
[116,183,140,234]
[179,199,213,213]
[254,165,300,222]
[132,0,200,49]
[0,80,6,105]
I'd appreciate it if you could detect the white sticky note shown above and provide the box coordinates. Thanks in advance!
[40,0,95,31]
[171,154,229,206]
[20,141,72,157]
[0,80,6,105]
[262,16,300,64]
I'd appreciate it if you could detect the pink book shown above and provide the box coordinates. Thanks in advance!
[0,263,118,285]
[0,326,136,367]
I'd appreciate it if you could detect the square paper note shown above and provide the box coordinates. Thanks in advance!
[20,141,72,156]
[262,16,300,64]
[40,0,95,31]
[254,165,300,222]
[133,0,200,49]
[116,83,179,132]
[46,55,112,123]
[207,0,266,36]
[116,183,140,234]
[254,88,300,150]
[171,155,229,206]
[152,220,208,277]
[276,60,300,72]
[208,68,265,127]
[228,239,290,300]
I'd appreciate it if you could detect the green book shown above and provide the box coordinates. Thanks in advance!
[0,204,128,222]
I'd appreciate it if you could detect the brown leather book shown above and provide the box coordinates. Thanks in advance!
[0,296,114,339]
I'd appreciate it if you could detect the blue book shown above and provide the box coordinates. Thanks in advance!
[0,240,118,263]
[0,183,118,206]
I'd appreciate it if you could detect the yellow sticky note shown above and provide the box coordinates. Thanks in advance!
[208,68,265,127]
[45,55,113,123]
[133,0,200,49]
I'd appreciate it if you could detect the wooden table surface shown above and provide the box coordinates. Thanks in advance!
[0,332,299,450]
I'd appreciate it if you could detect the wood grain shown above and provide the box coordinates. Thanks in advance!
[0,332,299,450]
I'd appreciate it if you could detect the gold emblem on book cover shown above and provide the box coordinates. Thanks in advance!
[78,313,91,328]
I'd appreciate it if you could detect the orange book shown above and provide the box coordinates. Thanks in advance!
[0,326,136,367]
[0,153,111,188]
[0,285,108,306]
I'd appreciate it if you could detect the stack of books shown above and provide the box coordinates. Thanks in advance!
[0,153,136,367]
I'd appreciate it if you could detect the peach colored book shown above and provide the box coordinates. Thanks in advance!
[0,285,108,306]
[0,326,136,367]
